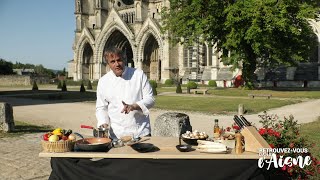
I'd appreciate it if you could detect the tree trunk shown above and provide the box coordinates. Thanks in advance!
[242,46,257,89]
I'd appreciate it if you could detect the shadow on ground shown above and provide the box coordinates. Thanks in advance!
[14,124,53,133]
[0,123,53,138]
[0,90,96,106]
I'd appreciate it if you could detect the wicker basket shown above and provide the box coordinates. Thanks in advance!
[41,140,75,153]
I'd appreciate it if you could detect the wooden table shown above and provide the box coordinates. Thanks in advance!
[40,137,270,180]
[39,136,259,159]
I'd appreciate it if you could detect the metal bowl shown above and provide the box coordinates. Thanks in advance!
[182,137,207,145]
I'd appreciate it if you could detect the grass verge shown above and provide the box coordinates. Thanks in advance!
[300,118,320,159]
[0,121,53,138]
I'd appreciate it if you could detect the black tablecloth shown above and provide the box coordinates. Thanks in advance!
[49,158,281,180]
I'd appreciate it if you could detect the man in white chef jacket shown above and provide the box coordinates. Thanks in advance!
[96,47,155,140]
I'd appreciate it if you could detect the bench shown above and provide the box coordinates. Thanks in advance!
[193,89,209,95]
[248,94,272,99]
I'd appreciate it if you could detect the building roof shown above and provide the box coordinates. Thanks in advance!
[13,69,35,75]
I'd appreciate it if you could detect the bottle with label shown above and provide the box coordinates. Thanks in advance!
[213,119,220,138]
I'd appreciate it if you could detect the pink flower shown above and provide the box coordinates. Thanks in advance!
[281,165,287,171]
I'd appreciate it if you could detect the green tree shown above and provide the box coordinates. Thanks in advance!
[34,64,46,75]
[59,68,66,76]
[57,80,62,89]
[176,83,182,93]
[13,62,55,78]
[80,82,86,92]
[87,80,93,90]
[13,62,24,69]
[208,80,217,87]
[0,59,14,75]
[187,81,197,89]
[149,80,157,96]
[162,0,319,88]
[164,79,174,86]
[32,80,38,91]
[61,80,67,91]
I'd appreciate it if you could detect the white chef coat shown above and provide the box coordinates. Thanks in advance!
[95,67,155,139]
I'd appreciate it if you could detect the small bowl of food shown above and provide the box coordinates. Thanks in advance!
[176,145,192,152]
[181,130,208,145]
[222,132,236,140]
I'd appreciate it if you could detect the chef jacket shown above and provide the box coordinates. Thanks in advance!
[96,66,155,139]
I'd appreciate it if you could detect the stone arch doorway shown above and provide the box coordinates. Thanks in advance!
[103,30,134,70]
[82,42,94,80]
[143,35,160,81]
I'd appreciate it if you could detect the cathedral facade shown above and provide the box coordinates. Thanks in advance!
[71,0,320,87]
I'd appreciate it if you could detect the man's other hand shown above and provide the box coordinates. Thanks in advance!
[121,101,140,114]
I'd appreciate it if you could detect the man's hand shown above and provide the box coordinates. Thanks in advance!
[99,123,109,129]
[121,101,140,114]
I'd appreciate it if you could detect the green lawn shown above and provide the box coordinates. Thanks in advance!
[0,87,305,114]
[209,88,320,99]
[300,118,320,159]
[1,90,299,114]
[157,87,320,99]
[155,96,299,114]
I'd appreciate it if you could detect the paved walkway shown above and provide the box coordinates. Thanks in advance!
[0,92,320,179]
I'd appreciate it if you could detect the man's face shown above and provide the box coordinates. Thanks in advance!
[106,53,125,76]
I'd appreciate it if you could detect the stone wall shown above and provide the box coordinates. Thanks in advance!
[0,75,50,86]
[0,75,31,86]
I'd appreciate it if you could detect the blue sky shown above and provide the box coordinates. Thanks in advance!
[0,0,75,70]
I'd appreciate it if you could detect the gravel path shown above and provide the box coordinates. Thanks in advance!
[0,94,319,180]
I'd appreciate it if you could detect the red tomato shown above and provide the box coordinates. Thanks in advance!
[43,133,50,141]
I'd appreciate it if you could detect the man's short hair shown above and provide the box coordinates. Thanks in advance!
[103,47,127,64]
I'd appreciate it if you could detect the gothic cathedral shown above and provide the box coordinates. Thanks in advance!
[72,0,320,87]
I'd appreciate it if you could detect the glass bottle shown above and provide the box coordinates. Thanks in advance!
[214,119,220,134]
